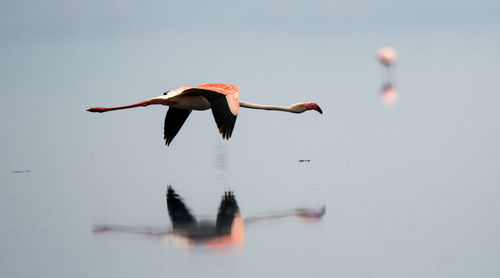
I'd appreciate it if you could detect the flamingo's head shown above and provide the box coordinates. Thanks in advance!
[297,102,323,114]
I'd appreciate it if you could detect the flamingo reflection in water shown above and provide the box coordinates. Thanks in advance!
[93,186,325,248]
[380,82,398,106]
[377,46,399,106]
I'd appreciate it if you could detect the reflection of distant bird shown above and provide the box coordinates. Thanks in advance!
[377,46,398,105]
[87,83,322,146]
[166,186,244,246]
[380,83,398,106]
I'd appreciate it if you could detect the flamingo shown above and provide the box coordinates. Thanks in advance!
[87,83,322,145]
[92,185,325,247]
[377,46,397,67]
[92,186,244,247]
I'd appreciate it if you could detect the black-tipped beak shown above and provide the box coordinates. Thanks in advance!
[87,107,105,113]
[316,106,323,114]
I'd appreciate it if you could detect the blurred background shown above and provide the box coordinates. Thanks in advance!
[1,0,499,277]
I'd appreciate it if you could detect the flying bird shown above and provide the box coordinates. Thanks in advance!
[87,83,322,145]
[377,46,397,67]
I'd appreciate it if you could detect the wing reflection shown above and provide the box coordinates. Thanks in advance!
[167,186,197,230]
[93,186,325,248]
[167,186,244,248]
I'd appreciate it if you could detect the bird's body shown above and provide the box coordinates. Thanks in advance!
[377,46,397,67]
[160,83,239,111]
[166,94,211,110]
[88,83,322,145]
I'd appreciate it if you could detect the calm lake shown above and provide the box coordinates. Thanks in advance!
[2,1,500,277]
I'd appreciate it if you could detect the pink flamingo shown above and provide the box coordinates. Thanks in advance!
[87,83,322,145]
[92,186,325,248]
[377,46,397,67]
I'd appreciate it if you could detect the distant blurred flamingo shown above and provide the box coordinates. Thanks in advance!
[377,46,399,106]
[377,46,397,67]
[87,83,322,145]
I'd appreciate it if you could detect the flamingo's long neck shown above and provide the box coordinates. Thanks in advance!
[239,100,295,113]
[87,100,152,113]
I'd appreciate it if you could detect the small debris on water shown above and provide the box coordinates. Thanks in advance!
[298,159,311,163]
[12,170,31,174]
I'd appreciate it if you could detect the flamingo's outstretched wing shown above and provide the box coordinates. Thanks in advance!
[183,88,238,140]
[164,108,192,146]
[167,186,196,229]
[215,191,240,234]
